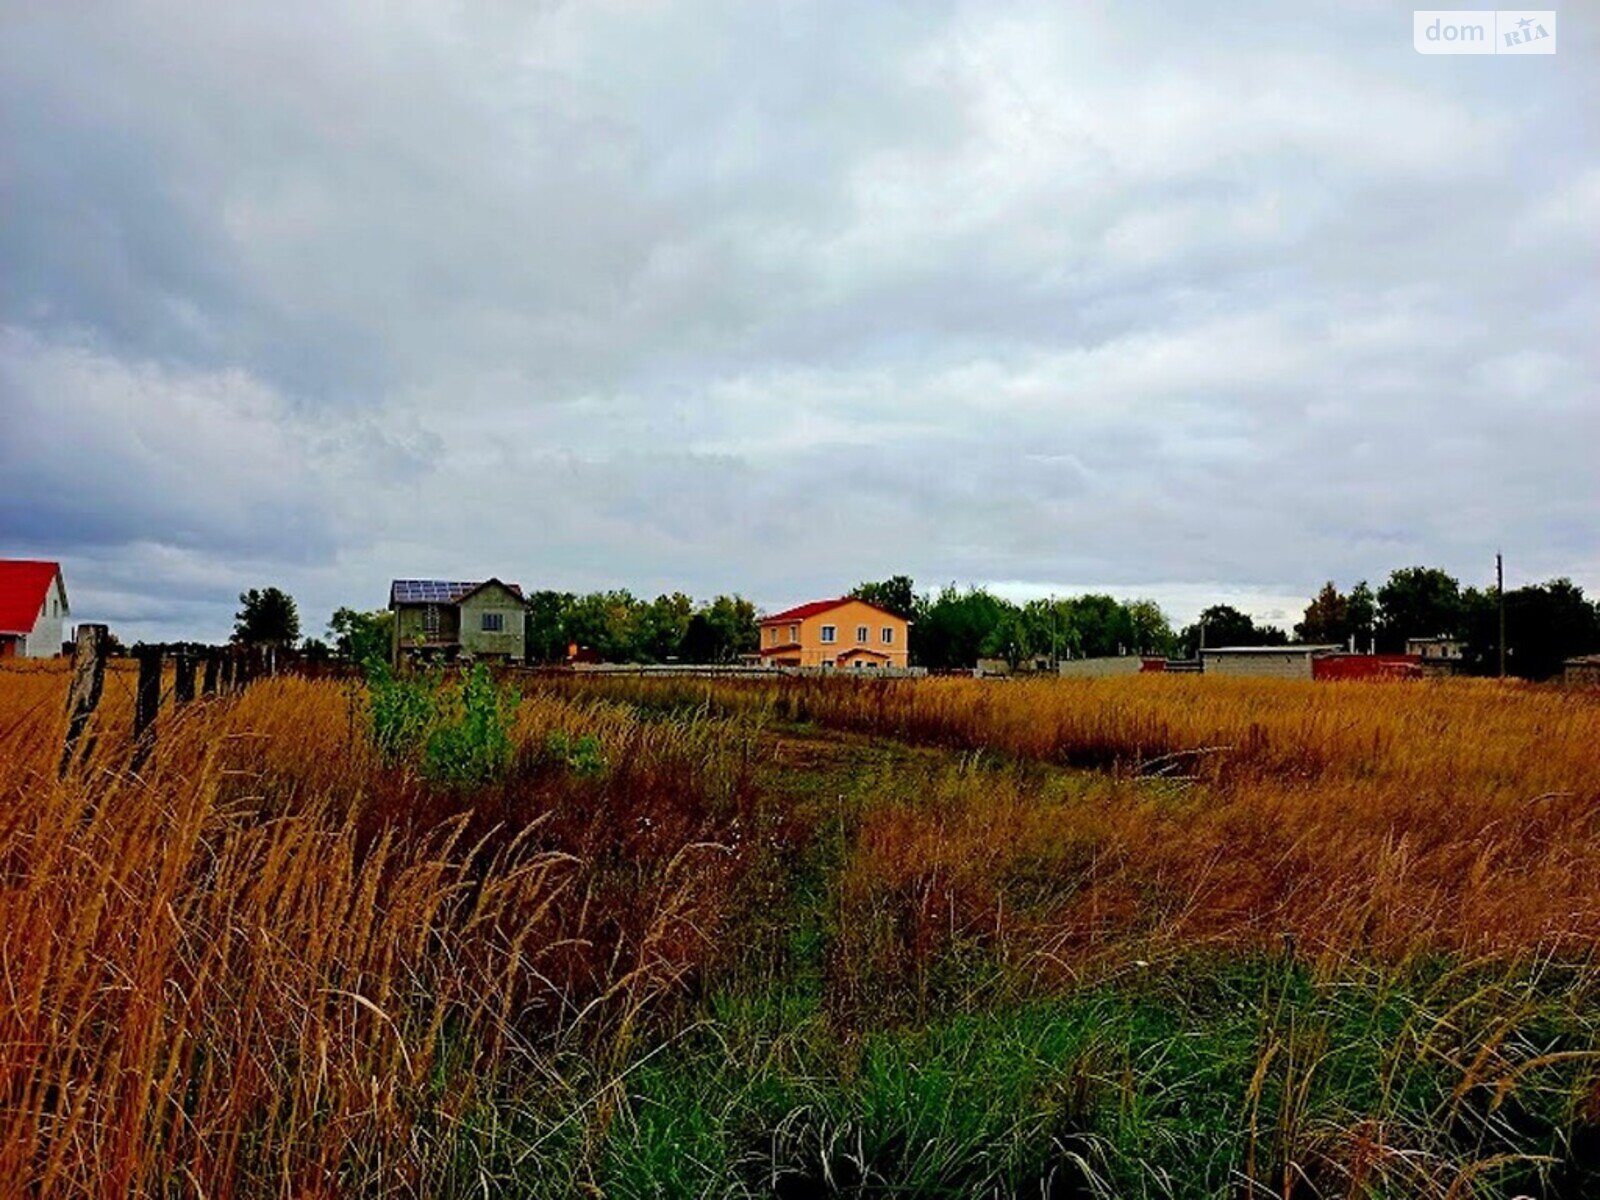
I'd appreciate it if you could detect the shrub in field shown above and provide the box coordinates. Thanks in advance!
[543,727,608,776]
[362,661,522,785]
[424,664,520,785]
[363,656,436,763]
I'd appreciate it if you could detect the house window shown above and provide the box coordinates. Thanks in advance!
[856,625,868,643]
[423,605,441,635]
[789,624,798,642]
[881,627,894,644]
[481,612,504,632]
[769,627,778,645]
[820,625,837,643]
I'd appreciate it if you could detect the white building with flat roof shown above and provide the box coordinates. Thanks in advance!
[1200,645,1339,680]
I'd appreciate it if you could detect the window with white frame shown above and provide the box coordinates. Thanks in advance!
[856,625,868,643]
[423,604,441,635]
[881,626,894,644]
[820,625,836,643]
[481,612,504,632]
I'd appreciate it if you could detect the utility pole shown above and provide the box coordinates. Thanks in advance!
[1050,594,1059,670]
[1496,551,1506,679]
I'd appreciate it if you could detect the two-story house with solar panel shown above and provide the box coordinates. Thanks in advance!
[389,578,525,666]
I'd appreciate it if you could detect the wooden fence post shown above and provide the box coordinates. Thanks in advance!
[175,652,197,705]
[132,645,162,767]
[60,624,108,777]
[202,651,219,697]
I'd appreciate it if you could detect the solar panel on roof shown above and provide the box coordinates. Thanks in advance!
[392,579,486,604]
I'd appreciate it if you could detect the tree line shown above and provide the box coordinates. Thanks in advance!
[845,568,1599,678]
[1287,569,1600,680]
[234,565,1600,681]
[851,576,1175,670]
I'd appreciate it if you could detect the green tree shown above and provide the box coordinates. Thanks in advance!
[852,575,918,620]
[1179,605,1287,656]
[1124,598,1176,656]
[327,607,392,664]
[565,590,642,662]
[980,606,1033,668]
[1461,578,1600,680]
[913,585,1013,669]
[525,590,575,663]
[682,595,759,663]
[234,587,300,648]
[1019,599,1070,662]
[1347,581,1377,653]
[1376,567,1464,652]
[637,592,694,662]
[1062,594,1137,658]
[1295,582,1350,646]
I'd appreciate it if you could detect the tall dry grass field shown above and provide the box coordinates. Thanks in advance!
[4,662,1600,1197]
[566,673,1600,960]
[0,661,769,1196]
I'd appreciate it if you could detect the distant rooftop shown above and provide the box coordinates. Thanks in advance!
[0,559,63,635]
[1202,644,1341,654]
[390,578,523,605]
[761,596,909,624]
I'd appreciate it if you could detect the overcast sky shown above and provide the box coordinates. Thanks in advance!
[2,1,1596,642]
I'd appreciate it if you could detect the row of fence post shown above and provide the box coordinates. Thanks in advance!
[61,628,279,776]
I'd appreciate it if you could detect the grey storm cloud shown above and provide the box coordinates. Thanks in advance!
[1,0,1596,641]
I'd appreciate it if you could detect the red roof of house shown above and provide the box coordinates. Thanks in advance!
[836,646,891,659]
[0,560,62,635]
[760,597,908,625]
[757,642,804,655]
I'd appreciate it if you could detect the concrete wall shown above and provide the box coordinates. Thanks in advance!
[458,584,526,660]
[1202,650,1317,680]
[1057,656,1143,678]
[21,572,67,657]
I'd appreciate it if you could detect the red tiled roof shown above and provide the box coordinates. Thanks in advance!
[760,597,908,625]
[0,560,61,635]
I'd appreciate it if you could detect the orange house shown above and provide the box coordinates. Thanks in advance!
[757,598,909,670]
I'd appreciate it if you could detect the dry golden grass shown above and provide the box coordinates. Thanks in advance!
[565,673,1600,966]
[0,661,763,1196]
[5,662,1599,1196]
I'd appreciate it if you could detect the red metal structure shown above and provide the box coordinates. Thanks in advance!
[1311,654,1422,681]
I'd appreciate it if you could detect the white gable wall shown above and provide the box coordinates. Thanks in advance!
[22,573,68,657]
